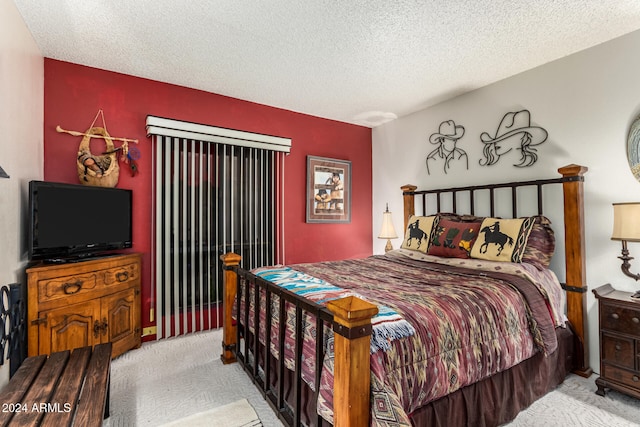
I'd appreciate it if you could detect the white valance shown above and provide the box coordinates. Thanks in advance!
[146,115,291,153]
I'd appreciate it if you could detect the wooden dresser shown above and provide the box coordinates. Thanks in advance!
[26,253,141,359]
[593,283,640,399]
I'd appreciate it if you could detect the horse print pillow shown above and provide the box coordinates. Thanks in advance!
[428,219,481,258]
[470,217,535,263]
[401,215,436,253]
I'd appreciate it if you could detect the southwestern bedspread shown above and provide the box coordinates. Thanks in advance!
[237,249,564,426]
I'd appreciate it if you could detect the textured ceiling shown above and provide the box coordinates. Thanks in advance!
[12,1,640,127]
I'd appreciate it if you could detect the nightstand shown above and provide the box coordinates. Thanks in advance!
[593,283,640,399]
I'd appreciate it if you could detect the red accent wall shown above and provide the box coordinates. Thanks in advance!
[43,59,372,337]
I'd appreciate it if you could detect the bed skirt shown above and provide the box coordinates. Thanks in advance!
[260,323,574,427]
[409,324,575,426]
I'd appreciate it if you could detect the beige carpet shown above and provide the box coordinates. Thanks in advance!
[160,398,261,427]
[102,329,284,427]
[104,328,640,427]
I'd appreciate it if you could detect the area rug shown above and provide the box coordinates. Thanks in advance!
[160,398,262,427]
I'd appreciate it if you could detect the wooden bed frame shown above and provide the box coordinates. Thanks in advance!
[220,164,591,427]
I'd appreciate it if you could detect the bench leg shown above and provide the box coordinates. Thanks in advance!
[104,374,111,419]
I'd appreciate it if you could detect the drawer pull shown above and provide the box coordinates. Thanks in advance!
[63,280,82,294]
[615,343,622,351]
[633,375,639,383]
[633,317,639,324]
[102,318,109,336]
[611,313,620,320]
[94,319,108,338]
[116,271,129,282]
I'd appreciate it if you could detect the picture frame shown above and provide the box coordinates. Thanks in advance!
[306,156,351,223]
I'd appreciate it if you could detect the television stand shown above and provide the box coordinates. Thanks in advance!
[41,252,125,265]
[26,253,141,359]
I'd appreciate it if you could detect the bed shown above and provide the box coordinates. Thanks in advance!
[220,164,592,427]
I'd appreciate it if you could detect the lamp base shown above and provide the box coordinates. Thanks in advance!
[619,240,640,281]
[632,289,640,299]
[384,239,393,252]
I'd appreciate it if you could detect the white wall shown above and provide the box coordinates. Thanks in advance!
[0,0,43,387]
[373,28,640,374]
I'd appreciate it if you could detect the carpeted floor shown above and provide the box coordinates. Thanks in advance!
[159,398,262,427]
[104,329,640,427]
[506,374,640,426]
[103,329,283,427]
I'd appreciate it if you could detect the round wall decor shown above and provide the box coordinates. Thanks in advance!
[627,115,640,181]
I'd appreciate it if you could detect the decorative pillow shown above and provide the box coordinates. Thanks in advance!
[436,212,461,222]
[428,219,482,258]
[522,216,556,269]
[401,215,436,253]
[470,217,535,263]
[437,212,486,223]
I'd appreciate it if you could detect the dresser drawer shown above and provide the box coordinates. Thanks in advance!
[103,261,139,286]
[37,261,139,303]
[602,364,640,389]
[601,333,635,369]
[37,272,99,302]
[600,303,640,335]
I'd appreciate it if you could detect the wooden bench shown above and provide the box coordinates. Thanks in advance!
[0,342,112,427]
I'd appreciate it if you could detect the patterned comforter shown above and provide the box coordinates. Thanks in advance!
[240,249,565,427]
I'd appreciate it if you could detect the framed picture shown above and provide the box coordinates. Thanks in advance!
[306,156,351,223]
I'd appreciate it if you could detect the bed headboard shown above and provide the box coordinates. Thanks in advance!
[401,164,591,377]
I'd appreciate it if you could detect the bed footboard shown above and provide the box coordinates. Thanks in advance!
[327,296,378,427]
[220,253,376,427]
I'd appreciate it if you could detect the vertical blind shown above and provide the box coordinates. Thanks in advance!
[146,116,290,339]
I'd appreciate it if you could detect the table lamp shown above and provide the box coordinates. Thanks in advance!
[611,202,640,298]
[378,203,398,252]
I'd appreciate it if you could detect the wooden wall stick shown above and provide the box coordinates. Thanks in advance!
[56,125,139,144]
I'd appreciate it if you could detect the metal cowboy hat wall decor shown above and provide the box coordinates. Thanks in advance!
[426,119,469,174]
[479,109,548,167]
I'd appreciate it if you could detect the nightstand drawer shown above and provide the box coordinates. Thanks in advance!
[602,364,640,389]
[601,333,635,369]
[601,303,640,335]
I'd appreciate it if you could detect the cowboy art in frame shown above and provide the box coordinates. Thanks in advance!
[306,156,351,223]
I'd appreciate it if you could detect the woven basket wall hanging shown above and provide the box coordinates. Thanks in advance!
[57,110,138,188]
[76,126,120,187]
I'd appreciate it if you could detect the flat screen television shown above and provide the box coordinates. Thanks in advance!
[28,180,133,261]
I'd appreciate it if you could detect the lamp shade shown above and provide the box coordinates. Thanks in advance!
[612,202,640,241]
[378,209,398,239]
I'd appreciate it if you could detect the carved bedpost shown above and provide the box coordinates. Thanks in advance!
[558,164,592,377]
[401,184,417,230]
[220,252,241,364]
[327,296,379,427]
